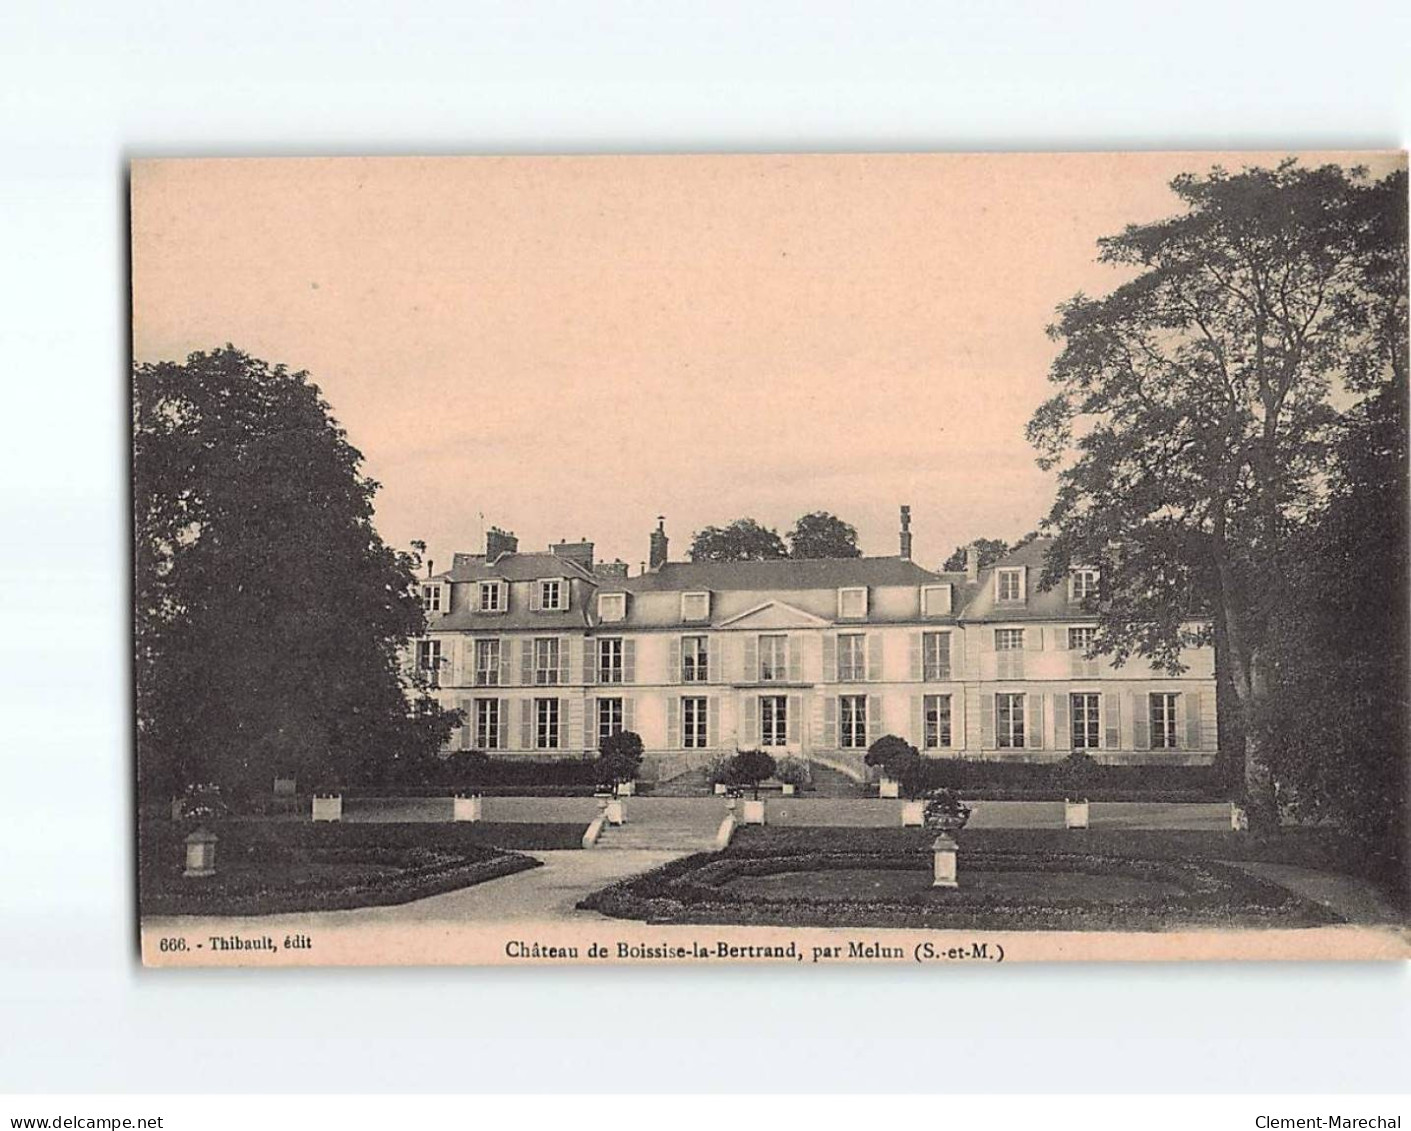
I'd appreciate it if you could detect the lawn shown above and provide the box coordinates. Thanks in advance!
[576,825,1365,932]
[140,819,584,916]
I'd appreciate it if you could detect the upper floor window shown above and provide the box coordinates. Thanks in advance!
[759,634,788,682]
[1070,569,1099,602]
[1068,626,1097,653]
[995,628,1025,651]
[681,591,710,622]
[474,639,500,686]
[837,587,868,619]
[922,631,951,681]
[420,583,444,613]
[996,568,1025,603]
[538,579,565,611]
[682,635,709,682]
[415,639,442,671]
[478,581,504,612]
[597,638,624,684]
[534,637,560,685]
[838,634,867,681]
[920,584,952,617]
[598,592,626,622]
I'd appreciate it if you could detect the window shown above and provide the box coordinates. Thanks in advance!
[996,568,1024,602]
[415,639,442,671]
[839,695,868,749]
[922,631,951,681]
[761,696,788,747]
[420,583,444,613]
[1150,692,1180,749]
[682,696,708,749]
[474,639,500,686]
[474,698,502,749]
[534,637,560,685]
[837,587,868,619]
[995,628,1025,651]
[924,694,952,749]
[1070,569,1099,601]
[1071,692,1100,750]
[597,638,624,684]
[837,634,866,681]
[759,634,788,682]
[535,697,560,749]
[1068,626,1097,653]
[597,697,623,746]
[681,592,710,622]
[996,692,1026,749]
[921,584,952,617]
[597,592,626,622]
[538,579,564,611]
[682,636,709,682]
[479,581,504,612]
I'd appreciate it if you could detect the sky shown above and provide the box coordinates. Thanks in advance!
[130,150,1404,574]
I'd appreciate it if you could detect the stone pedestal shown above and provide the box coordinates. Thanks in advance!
[605,799,626,826]
[184,827,218,878]
[453,794,483,822]
[932,834,958,888]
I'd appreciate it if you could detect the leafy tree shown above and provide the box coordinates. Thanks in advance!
[1026,161,1407,828]
[941,538,1011,572]
[595,731,645,794]
[865,734,929,799]
[726,748,778,799]
[688,518,788,562]
[134,347,461,803]
[787,511,862,559]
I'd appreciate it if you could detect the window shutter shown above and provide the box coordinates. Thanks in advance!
[584,639,597,685]
[787,635,803,683]
[561,583,570,612]
[911,695,924,747]
[909,633,922,681]
[822,697,838,748]
[787,695,802,745]
[742,696,759,746]
[621,696,635,735]
[567,696,583,752]
[497,642,512,687]
[497,698,509,750]
[458,697,473,750]
[587,699,600,750]
[866,695,881,746]
[981,693,995,748]
[822,634,837,682]
[947,633,958,680]
[708,636,722,684]
[1026,627,1043,651]
[558,697,570,748]
[520,699,533,750]
[520,639,533,686]
[1026,695,1043,749]
[1132,692,1150,750]
[669,638,682,684]
[1102,692,1120,750]
[1185,691,1203,750]
[867,634,883,681]
[1018,566,1028,601]
[666,697,680,749]
[1052,693,1069,751]
[623,638,636,684]
[529,583,541,612]
[707,697,719,748]
[557,639,570,685]
[1174,693,1187,750]
[744,636,759,683]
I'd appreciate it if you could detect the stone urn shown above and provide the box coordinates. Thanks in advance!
[922,791,971,889]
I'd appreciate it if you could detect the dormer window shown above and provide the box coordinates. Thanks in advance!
[478,580,505,613]
[598,592,627,622]
[419,582,445,613]
[681,591,710,622]
[537,579,565,611]
[996,568,1025,603]
[837,586,868,619]
[1070,568,1099,601]
[920,583,952,617]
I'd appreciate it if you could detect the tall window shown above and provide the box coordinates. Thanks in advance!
[682,696,708,749]
[760,696,788,747]
[534,637,560,685]
[682,636,709,682]
[759,635,787,682]
[597,697,623,746]
[1071,692,1100,750]
[1150,692,1179,749]
[839,695,868,749]
[474,639,500,685]
[995,628,1025,651]
[474,698,501,749]
[1068,626,1096,653]
[415,639,442,671]
[838,634,866,681]
[996,569,1023,602]
[535,697,560,749]
[597,638,623,683]
[479,581,503,612]
[1070,569,1099,601]
[538,579,564,610]
[923,631,951,680]
[924,694,951,749]
[996,692,1025,749]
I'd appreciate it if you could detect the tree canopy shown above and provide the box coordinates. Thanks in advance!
[688,518,788,561]
[134,347,460,802]
[941,537,1018,572]
[786,511,862,559]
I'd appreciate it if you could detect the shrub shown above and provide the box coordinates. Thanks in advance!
[774,757,811,788]
[596,731,645,793]
[865,734,914,772]
[1055,752,1102,799]
[702,752,733,787]
[727,749,778,799]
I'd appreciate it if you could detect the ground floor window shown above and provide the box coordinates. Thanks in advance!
[597,697,622,746]
[1071,692,1100,750]
[1150,692,1179,749]
[840,695,867,749]
[996,692,1025,749]
[923,694,951,749]
[682,696,707,749]
[474,698,501,750]
[760,695,788,747]
[535,697,560,749]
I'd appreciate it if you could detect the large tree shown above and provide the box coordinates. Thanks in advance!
[134,347,460,802]
[787,511,862,559]
[1026,161,1407,827]
[688,518,788,562]
[941,536,1026,572]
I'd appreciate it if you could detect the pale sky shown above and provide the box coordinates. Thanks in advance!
[130,151,1404,573]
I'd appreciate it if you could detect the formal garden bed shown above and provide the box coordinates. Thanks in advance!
[139,819,582,916]
[577,826,1351,931]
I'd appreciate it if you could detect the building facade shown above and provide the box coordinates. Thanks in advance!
[409,518,1218,780]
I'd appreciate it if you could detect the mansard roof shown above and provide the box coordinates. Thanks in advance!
[958,537,1091,622]
[624,556,956,593]
[434,551,597,583]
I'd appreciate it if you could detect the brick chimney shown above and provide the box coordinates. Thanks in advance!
[550,537,595,570]
[899,504,912,561]
[965,543,979,583]
[594,559,629,579]
[649,517,669,571]
[486,526,518,560]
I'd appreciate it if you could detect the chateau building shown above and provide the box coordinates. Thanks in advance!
[410,515,1218,780]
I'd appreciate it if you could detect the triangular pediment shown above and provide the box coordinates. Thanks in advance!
[716,600,832,630]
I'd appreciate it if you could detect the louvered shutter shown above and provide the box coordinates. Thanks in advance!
[909,633,922,681]
[866,695,881,746]
[787,635,803,683]
[458,698,473,750]
[822,634,837,682]
[707,697,719,748]
[911,695,924,748]
[1131,692,1150,750]
[708,636,722,684]
[981,693,995,748]
[669,638,682,684]
[584,639,597,685]
[1026,695,1043,749]
[497,698,509,750]
[1103,693,1120,749]
[561,582,570,612]
[520,699,534,750]
[867,634,883,681]
[623,638,636,684]
[623,696,635,736]
[1026,626,1043,651]
[567,696,583,752]
[822,697,838,748]
[948,632,959,680]
[529,583,541,612]
[587,699,600,750]
[744,637,759,683]
[1052,693,1070,751]
[557,639,570,685]
[558,697,570,749]
[666,697,680,749]
[785,695,801,745]
[1185,691,1203,750]
[742,695,759,746]
[496,641,511,687]
[1175,694,1188,751]
[1018,566,1028,601]
[520,639,533,686]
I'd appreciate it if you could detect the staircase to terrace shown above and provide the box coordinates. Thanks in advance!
[591,797,726,852]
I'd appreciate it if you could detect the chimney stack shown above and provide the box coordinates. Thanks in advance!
[486,526,519,560]
[649,516,669,571]
[965,544,979,583]
[550,538,595,570]
[899,504,912,561]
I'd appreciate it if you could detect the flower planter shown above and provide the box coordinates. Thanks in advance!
[1230,802,1249,832]
[605,799,626,826]
[781,783,796,796]
[878,778,900,799]
[311,794,343,822]
[617,780,635,797]
[741,798,767,826]
[713,783,728,795]
[900,799,925,827]
[183,827,218,878]
[1064,799,1090,830]
[452,794,483,822]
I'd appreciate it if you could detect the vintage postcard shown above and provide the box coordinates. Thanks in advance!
[131,151,1409,966]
